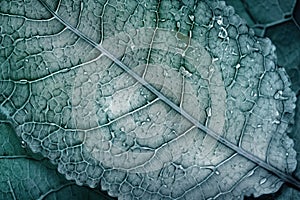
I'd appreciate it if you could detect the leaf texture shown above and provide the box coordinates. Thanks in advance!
[0,0,299,199]
[0,123,112,200]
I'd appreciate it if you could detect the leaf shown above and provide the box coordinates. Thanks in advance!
[225,0,300,199]
[0,0,299,199]
[0,123,112,200]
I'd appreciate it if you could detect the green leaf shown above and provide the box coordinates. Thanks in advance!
[1,0,299,199]
[225,0,300,199]
[0,123,112,199]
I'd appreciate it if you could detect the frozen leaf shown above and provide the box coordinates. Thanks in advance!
[0,123,111,200]
[0,0,299,199]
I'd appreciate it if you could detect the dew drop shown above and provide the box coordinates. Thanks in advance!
[80,1,84,10]
[139,88,144,95]
[259,178,267,185]
[206,107,212,117]
[216,16,223,25]
[21,141,27,148]
[189,15,195,21]
[179,66,192,77]
[274,90,288,100]
[272,120,280,124]
[215,170,220,175]
[111,131,115,138]
[248,170,255,177]
[218,27,228,39]
[212,57,219,63]
[120,127,125,132]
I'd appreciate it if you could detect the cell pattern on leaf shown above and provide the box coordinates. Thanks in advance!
[0,0,297,199]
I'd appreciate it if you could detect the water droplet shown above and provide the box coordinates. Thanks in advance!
[146,117,151,122]
[206,107,212,117]
[21,141,26,148]
[259,178,267,185]
[274,90,288,100]
[278,90,283,95]
[216,16,223,25]
[248,170,255,177]
[215,170,220,175]
[25,59,29,62]
[120,127,125,132]
[212,57,219,63]
[140,88,144,95]
[272,120,280,124]
[176,21,180,28]
[189,15,194,21]
[111,131,115,138]
[179,66,192,77]
[286,152,289,156]
[218,27,228,39]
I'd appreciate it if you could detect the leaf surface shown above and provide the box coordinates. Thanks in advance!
[0,0,299,199]
[0,123,112,200]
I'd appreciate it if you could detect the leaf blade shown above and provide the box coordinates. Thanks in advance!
[36,0,300,190]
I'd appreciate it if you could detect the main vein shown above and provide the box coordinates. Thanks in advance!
[37,0,300,190]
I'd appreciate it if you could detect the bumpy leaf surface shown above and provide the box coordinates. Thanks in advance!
[0,0,298,199]
[0,123,111,200]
